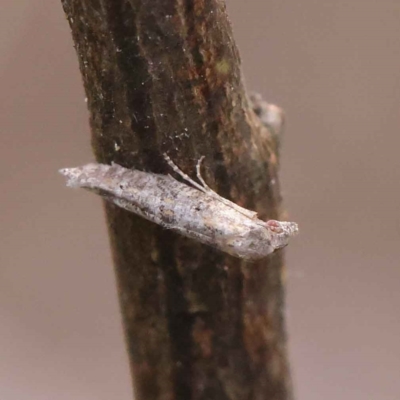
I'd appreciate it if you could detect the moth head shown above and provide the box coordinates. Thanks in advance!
[266,220,299,250]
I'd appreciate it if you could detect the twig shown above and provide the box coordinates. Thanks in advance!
[61,1,294,399]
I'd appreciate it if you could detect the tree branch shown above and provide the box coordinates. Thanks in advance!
[61,0,293,399]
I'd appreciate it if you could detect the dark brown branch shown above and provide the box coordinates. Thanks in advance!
[61,1,293,399]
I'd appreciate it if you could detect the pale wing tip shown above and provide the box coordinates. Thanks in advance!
[59,164,98,188]
[59,163,111,189]
[59,167,80,187]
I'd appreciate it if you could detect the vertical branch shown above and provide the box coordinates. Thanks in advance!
[61,1,293,399]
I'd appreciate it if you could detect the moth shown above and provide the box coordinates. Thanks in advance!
[59,155,298,260]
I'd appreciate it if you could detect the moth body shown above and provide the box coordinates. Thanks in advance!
[60,162,298,260]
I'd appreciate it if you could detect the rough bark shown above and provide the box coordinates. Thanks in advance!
[61,1,293,399]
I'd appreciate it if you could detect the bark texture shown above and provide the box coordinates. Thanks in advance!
[61,1,293,399]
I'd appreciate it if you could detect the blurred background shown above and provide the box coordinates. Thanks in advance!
[1,1,399,399]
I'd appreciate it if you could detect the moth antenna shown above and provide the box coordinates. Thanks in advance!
[164,153,257,220]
